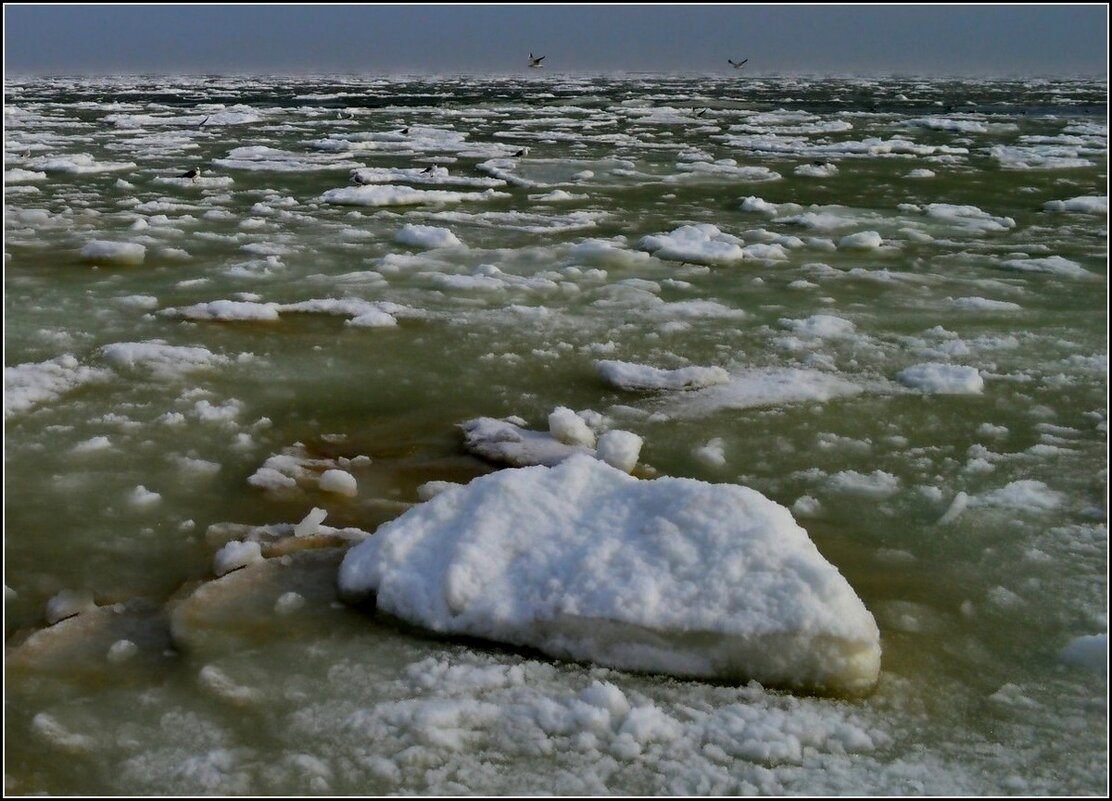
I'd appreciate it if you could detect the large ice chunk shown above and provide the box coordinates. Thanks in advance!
[339,455,881,695]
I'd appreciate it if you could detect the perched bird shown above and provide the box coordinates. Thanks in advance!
[529,53,545,69]
[350,171,371,185]
[728,58,748,69]
[399,127,409,135]
[811,160,827,167]
[513,148,529,157]
[421,165,434,174]
[179,167,201,181]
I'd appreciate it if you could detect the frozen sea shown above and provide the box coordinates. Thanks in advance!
[4,73,1108,795]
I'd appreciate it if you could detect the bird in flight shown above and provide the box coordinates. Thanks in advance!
[728,58,749,69]
[529,53,545,69]
[179,167,201,181]
[693,107,709,117]
[198,116,210,128]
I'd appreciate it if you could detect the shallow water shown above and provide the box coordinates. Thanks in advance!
[4,73,1108,794]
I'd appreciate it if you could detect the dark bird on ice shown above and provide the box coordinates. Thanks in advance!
[179,167,201,180]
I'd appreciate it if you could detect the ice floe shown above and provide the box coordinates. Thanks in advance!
[897,363,984,394]
[339,454,881,694]
[320,185,510,207]
[394,224,464,249]
[638,224,745,266]
[5,355,111,417]
[596,360,730,391]
[80,240,146,265]
[1042,195,1107,215]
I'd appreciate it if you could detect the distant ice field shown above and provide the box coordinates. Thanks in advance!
[4,73,1107,796]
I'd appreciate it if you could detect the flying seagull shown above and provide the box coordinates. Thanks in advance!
[728,58,748,69]
[179,167,201,181]
[529,53,545,69]
[693,107,709,117]
[198,116,210,128]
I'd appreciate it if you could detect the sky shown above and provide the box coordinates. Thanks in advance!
[3,4,1108,77]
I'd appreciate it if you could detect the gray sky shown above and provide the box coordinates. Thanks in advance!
[4,4,1108,76]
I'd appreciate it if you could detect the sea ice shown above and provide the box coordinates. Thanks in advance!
[897,363,984,395]
[638,224,745,266]
[213,540,263,577]
[548,406,596,448]
[319,469,358,497]
[1042,195,1107,215]
[80,240,146,265]
[395,224,464,249]
[837,231,883,250]
[339,455,881,694]
[594,430,643,473]
[596,360,730,391]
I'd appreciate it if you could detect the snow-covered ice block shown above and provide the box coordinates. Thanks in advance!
[395,223,464,249]
[339,455,881,694]
[460,417,593,467]
[595,430,643,473]
[897,363,984,394]
[548,406,596,448]
[596,360,730,391]
[319,469,358,496]
[80,240,146,265]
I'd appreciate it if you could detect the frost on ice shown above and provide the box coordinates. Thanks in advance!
[339,455,882,695]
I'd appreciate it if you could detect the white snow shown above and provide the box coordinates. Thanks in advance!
[779,315,856,339]
[80,240,146,265]
[4,354,112,418]
[100,341,235,378]
[897,363,984,395]
[462,417,591,467]
[213,540,263,577]
[127,485,162,508]
[969,480,1064,512]
[596,360,730,391]
[5,168,47,183]
[656,367,864,418]
[594,430,643,473]
[319,469,358,497]
[837,231,883,250]
[949,297,1022,312]
[320,185,509,207]
[998,256,1094,278]
[826,470,901,499]
[294,507,329,538]
[694,438,727,468]
[638,224,745,266]
[395,224,464,249]
[1043,196,1107,215]
[548,406,596,448]
[339,454,881,694]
